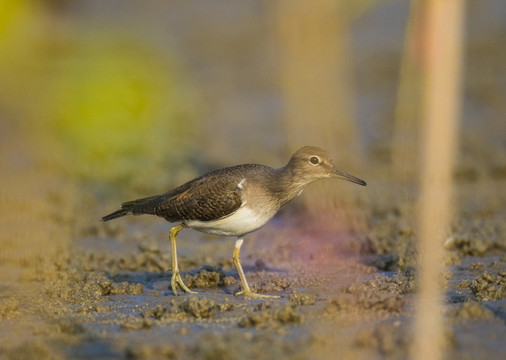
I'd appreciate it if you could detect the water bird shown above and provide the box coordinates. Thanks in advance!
[102,146,366,299]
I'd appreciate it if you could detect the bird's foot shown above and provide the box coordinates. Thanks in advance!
[171,270,196,296]
[235,289,280,299]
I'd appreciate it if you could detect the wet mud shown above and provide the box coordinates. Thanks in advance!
[1,146,505,360]
[1,109,506,360]
[1,3,506,359]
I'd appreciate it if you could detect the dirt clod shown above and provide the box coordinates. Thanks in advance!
[469,272,506,301]
[239,303,302,328]
[446,302,495,320]
[289,291,317,306]
[184,266,236,288]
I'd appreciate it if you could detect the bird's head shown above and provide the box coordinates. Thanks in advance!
[287,146,367,186]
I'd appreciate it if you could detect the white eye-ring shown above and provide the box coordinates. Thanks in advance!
[309,156,320,165]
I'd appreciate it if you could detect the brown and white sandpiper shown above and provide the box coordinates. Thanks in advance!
[102,146,366,299]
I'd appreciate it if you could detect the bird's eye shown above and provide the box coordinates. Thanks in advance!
[309,156,320,165]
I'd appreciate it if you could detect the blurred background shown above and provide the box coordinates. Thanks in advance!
[1,0,505,359]
[1,0,504,190]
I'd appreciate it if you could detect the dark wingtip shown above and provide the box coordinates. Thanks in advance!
[101,209,128,222]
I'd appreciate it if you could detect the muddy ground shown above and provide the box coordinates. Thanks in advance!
[1,117,505,360]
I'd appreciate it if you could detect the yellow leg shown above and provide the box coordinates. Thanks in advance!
[169,223,196,295]
[233,238,280,299]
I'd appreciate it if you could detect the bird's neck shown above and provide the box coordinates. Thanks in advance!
[269,165,312,206]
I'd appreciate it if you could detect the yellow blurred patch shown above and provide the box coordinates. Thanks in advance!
[0,4,194,186]
[48,33,185,173]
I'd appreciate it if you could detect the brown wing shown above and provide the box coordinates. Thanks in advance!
[152,169,245,222]
[108,164,270,223]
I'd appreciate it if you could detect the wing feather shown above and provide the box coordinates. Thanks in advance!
[154,171,244,222]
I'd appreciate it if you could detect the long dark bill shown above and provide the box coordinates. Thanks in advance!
[332,168,367,186]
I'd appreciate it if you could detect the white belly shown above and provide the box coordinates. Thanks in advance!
[185,205,274,236]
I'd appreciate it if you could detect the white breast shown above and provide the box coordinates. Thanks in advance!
[185,205,274,236]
